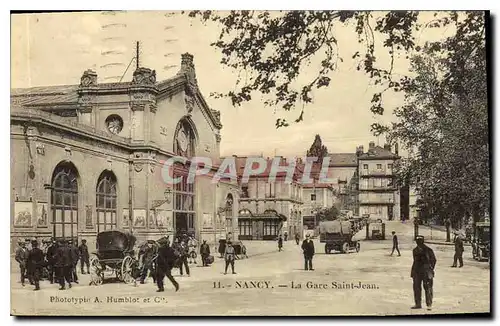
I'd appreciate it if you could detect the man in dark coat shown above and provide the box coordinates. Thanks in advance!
[295,232,300,245]
[451,233,464,268]
[411,236,437,310]
[139,241,156,284]
[391,231,401,256]
[54,240,73,290]
[15,240,29,286]
[68,240,79,283]
[27,240,44,291]
[178,240,190,276]
[224,241,236,274]
[278,235,283,252]
[46,238,58,283]
[200,240,210,267]
[155,237,179,293]
[78,239,90,274]
[301,234,315,271]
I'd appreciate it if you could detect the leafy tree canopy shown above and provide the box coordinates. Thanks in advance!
[186,10,485,133]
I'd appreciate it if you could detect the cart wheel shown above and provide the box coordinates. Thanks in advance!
[89,255,103,286]
[342,242,349,254]
[121,256,135,284]
[355,242,360,253]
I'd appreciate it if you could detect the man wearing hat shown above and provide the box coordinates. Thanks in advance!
[78,239,90,274]
[200,240,211,267]
[139,241,156,284]
[68,240,79,283]
[46,238,58,283]
[155,236,180,293]
[54,240,73,290]
[390,231,401,256]
[15,240,29,286]
[411,236,437,310]
[224,241,236,274]
[301,234,315,271]
[451,231,464,268]
[27,240,44,291]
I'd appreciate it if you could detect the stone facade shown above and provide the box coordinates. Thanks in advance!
[357,142,400,221]
[10,53,238,252]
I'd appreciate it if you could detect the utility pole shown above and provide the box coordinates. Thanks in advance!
[136,41,140,69]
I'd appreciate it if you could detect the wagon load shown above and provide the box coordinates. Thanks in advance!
[319,220,360,254]
[319,220,351,235]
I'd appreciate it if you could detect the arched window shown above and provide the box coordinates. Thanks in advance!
[174,118,197,158]
[96,171,117,232]
[51,162,79,242]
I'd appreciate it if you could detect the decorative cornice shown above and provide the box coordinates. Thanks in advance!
[132,67,156,86]
[130,103,146,111]
[80,69,98,88]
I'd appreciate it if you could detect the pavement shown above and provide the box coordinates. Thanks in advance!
[10,235,490,316]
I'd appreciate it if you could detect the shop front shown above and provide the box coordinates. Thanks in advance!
[237,209,286,240]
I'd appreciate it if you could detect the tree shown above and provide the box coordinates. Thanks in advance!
[186,11,485,132]
[315,206,340,222]
[389,13,488,228]
[306,134,328,160]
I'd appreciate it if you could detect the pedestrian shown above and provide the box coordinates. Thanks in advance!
[68,240,79,283]
[411,236,436,311]
[139,241,155,284]
[390,231,401,256]
[15,240,29,287]
[200,240,210,267]
[46,238,57,283]
[295,232,300,245]
[54,240,72,290]
[177,240,190,277]
[155,236,179,293]
[301,234,315,271]
[284,231,288,241]
[224,241,236,274]
[24,239,34,285]
[278,235,283,252]
[188,236,198,264]
[78,239,90,274]
[27,240,44,291]
[451,232,464,268]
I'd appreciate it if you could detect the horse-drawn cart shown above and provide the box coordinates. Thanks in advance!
[319,220,360,254]
[89,230,140,285]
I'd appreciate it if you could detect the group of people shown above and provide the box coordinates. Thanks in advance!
[15,238,90,291]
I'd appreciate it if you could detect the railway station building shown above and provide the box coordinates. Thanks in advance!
[10,53,239,251]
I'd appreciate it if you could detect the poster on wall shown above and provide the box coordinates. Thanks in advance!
[156,210,172,230]
[122,209,130,228]
[202,213,213,229]
[14,201,32,227]
[149,209,157,228]
[85,205,93,228]
[133,209,146,228]
[36,202,48,227]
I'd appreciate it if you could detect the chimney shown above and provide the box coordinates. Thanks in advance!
[180,53,195,72]
[369,141,375,149]
[395,143,399,156]
[356,146,364,157]
[384,143,391,152]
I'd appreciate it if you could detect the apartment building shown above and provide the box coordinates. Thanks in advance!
[357,142,400,220]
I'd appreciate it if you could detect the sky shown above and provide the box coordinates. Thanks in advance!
[10,11,453,157]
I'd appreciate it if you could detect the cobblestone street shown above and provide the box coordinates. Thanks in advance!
[11,231,490,316]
